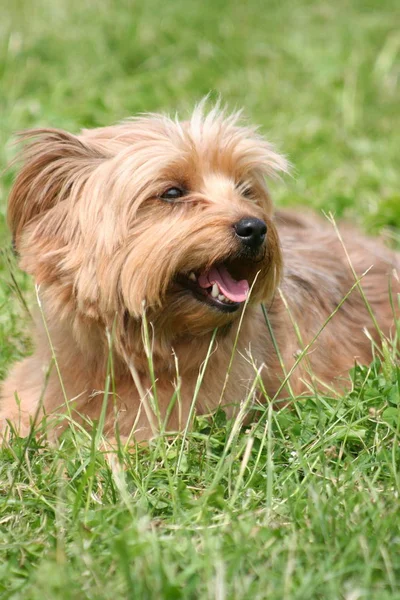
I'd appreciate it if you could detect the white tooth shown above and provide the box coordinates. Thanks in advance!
[189,272,196,282]
[218,294,225,301]
[211,283,219,298]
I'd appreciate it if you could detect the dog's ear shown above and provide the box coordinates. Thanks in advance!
[8,129,104,251]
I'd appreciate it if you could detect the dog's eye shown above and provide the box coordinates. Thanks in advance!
[237,183,254,199]
[242,187,254,198]
[160,187,186,202]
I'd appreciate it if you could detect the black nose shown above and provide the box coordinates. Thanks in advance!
[234,217,267,249]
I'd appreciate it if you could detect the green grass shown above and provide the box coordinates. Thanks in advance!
[1,0,400,598]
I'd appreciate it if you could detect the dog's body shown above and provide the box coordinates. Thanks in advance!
[1,106,399,441]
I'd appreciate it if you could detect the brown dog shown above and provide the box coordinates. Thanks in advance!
[1,105,399,441]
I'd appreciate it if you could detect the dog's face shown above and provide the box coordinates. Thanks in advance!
[9,105,287,340]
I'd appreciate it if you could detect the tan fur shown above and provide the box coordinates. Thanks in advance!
[1,104,399,441]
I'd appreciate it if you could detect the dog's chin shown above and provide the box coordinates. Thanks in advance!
[139,251,277,338]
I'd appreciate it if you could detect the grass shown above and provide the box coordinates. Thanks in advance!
[1,0,400,598]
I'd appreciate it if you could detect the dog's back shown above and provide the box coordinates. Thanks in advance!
[268,209,400,393]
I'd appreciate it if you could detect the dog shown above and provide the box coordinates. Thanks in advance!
[1,104,399,442]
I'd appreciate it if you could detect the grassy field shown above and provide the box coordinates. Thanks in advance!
[1,0,400,598]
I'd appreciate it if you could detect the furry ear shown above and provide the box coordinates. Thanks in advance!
[8,129,105,250]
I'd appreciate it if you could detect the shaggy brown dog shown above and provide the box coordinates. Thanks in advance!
[1,105,399,442]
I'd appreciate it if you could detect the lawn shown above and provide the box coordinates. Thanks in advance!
[1,0,400,598]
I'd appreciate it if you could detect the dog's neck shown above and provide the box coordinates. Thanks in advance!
[116,313,236,376]
[39,299,242,383]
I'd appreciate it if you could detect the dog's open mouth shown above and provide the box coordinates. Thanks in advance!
[178,263,250,313]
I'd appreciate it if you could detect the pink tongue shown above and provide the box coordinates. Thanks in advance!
[198,265,249,302]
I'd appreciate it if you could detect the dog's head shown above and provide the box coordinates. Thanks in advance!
[9,104,287,341]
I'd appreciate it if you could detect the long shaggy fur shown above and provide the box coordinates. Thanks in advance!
[1,104,399,441]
